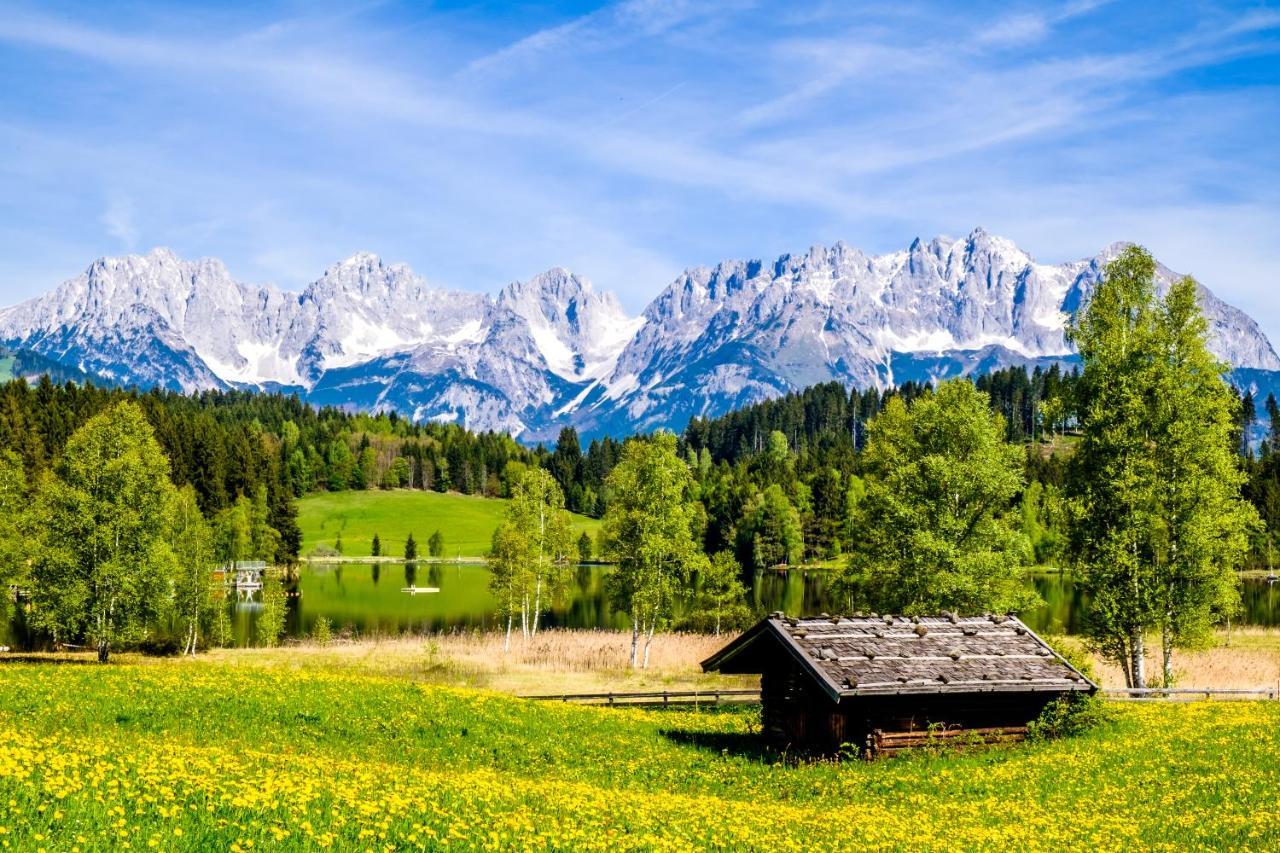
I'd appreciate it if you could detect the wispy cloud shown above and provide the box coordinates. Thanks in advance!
[100,195,137,249]
[0,0,1276,342]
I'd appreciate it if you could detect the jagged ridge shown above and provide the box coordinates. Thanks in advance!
[1,228,1276,439]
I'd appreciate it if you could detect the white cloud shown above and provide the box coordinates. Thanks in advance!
[100,195,137,249]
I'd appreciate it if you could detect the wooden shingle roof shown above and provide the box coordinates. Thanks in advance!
[702,613,1097,702]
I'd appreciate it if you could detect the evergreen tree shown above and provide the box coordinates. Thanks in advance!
[404,533,417,561]
[371,533,381,557]
[577,530,594,563]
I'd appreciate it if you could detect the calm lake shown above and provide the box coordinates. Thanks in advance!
[230,562,1278,645]
[6,563,1278,648]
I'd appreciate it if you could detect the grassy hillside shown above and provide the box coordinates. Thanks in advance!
[0,659,1277,849]
[298,489,603,559]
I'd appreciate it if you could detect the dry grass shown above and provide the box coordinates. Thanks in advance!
[1068,628,1280,691]
[200,629,756,695]
[10,626,1280,695]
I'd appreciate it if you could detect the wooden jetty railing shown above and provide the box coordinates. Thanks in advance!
[525,687,1278,705]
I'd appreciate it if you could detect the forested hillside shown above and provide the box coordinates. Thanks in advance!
[3,357,1277,571]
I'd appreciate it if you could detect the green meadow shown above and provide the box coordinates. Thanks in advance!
[297,489,603,559]
[0,660,1277,850]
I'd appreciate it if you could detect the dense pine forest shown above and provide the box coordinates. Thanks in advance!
[3,360,1277,574]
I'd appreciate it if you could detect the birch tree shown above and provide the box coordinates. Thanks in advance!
[1067,246,1256,687]
[170,485,216,656]
[487,468,573,646]
[603,432,704,668]
[1067,247,1164,688]
[29,402,176,662]
[1148,275,1257,684]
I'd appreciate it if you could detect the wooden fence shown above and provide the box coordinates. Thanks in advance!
[525,687,1278,706]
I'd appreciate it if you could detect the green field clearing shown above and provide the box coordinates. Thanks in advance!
[0,659,1276,849]
[298,489,603,558]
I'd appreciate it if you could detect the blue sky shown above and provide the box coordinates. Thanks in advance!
[1,1,1278,337]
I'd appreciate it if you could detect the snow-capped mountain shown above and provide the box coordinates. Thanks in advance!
[1,228,1276,439]
[575,229,1280,435]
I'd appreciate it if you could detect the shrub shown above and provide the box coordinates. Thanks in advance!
[312,616,333,647]
[1027,692,1112,741]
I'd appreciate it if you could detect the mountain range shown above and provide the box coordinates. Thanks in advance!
[2,227,1277,441]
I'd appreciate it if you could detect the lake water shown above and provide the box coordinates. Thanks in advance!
[6,563,1278,648]
[231,562,1280,645]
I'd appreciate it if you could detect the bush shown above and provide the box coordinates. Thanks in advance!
[312,616,333,647]
[1027,692,1112,741]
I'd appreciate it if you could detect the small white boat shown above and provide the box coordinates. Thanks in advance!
[400,586,441,595]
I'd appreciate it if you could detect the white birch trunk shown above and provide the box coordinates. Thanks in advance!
[1131,632,1147,689]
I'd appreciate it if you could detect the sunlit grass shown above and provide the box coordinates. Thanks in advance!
[0,658,1277,849]
[297,489,602,559]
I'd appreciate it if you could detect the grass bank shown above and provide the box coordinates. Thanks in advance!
[297,489,603,559]
[0,657,1277,849]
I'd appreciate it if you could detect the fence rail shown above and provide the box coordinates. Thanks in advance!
[524,687,1279,706]
[523,689,760,706]
[1102,687,1278,701]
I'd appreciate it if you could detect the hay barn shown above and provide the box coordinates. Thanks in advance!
[702,612,1097,756]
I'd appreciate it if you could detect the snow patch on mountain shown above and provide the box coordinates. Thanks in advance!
[2,228,1276,438]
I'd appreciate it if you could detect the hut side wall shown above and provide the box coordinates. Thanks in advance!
[762,659,1067,752]
[839,691,1062,745]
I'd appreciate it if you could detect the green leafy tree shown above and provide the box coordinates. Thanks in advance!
[249,486,281,563]
[487,522,525,651]
[603,432,705,668]
[0,451,28,616]
[1066,248,1164,687]
[577,530,594,563]
[487,468,573,646]
[843,380,1037,615]
[738,485,804,568]
[171,485,215,656]
[214,496,253,563]
[255,576,286,647]
[428,529,445,559]
[1067,246,1258,688]
[29,402,177,662]
[694,551,750,635]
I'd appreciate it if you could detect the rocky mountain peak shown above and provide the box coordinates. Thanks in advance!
[2,230,1276,439]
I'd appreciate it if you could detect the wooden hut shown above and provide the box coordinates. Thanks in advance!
[702,613,1096,756]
